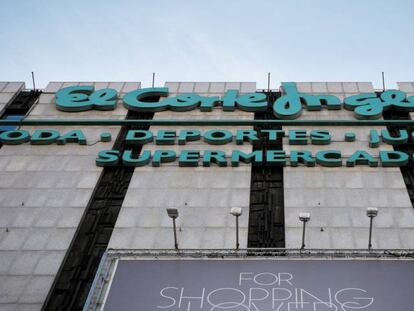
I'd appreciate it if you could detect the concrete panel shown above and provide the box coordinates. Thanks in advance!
[283,82,414,249]
[2,82,25,93]
[178,82,195,93]
[30,82,130,119]
[398,82,414,93]
[0,82,137,310]
[0,93,15,105]
[109,82,255,250]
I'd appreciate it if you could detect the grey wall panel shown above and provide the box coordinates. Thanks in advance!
[283,82,414,249]
[0,82,139,310]
[397,82,414,94]
[0,82,25,115]
[108,82,256,249]
[32,82,136,119]
[397,82,414,118]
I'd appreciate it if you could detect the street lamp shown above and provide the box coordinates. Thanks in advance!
[299,212,311,249]
[166,208,179,250]
[230,207,243,250]
[366,207,378,250]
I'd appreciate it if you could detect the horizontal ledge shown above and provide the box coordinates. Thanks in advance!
[0,119,414,126]
[105,248,414,259]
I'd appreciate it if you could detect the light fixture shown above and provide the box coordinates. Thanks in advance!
[366,207,378,250]
[230,207,243,250]
[299,212,310,249]
[166,208,179,250]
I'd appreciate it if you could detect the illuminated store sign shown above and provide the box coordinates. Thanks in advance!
[1,83,413,169]
[0,128,411,168]
[103,259,414,311]
[55,83,414,120]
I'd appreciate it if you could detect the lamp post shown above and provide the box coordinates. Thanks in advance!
[299,212,311,250]
[366,207,378,250]
[166,208,179,250]
[230,207,243,250]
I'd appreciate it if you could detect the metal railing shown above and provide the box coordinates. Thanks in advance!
[105,248,414,259]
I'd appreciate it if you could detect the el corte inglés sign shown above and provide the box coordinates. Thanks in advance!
[1,83,414,168]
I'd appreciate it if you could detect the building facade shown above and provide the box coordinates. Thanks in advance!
[0,81,414,310]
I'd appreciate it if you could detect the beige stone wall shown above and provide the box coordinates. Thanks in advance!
[108,82,256,250]
[0,82,138,310]
[283,82,414,249]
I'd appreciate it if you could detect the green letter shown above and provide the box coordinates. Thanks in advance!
[310,130,331,145]
[57,130,86,145]
[290,151,315,167]
[203,150,227,167]
[222,90,239,111]
[380,151,408,167]
[369,130,380,148]
[266,150,286,166]
[289,130,308,145]
[346,150,378,167]
[199,96,220,112]
[96,150,119,167]
[122,150,151,166]
[0,130,30,145]
[236,93,267,112]
[152,150,176,167]
[156,130,176,145]
[343,93,383,119]
[178,130,201,145]
[231,150,263,167]
[273,83,339,119]
[204,130,233,145]
[56,86,117,112]
[236,130,259,145]
[381,129,408,145]
[163,94,202,112]
[123,87,169,112]
[315,150,342,167]
[125,130,153,145]
[179,150,200,167]
[273,83,303,119]
[30,129,60,145]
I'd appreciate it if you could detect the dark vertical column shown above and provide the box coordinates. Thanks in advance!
[0,90,41,147]
[43,99,157,310]
[382,103,414,207]
[247,91,285,248]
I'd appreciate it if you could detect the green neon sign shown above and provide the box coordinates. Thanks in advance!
[95,149,411,168]
[1,127,412,169]
[55,83,414,120]
[1,128,410,147]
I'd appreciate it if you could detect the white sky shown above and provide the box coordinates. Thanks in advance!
[0,0,413,89]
